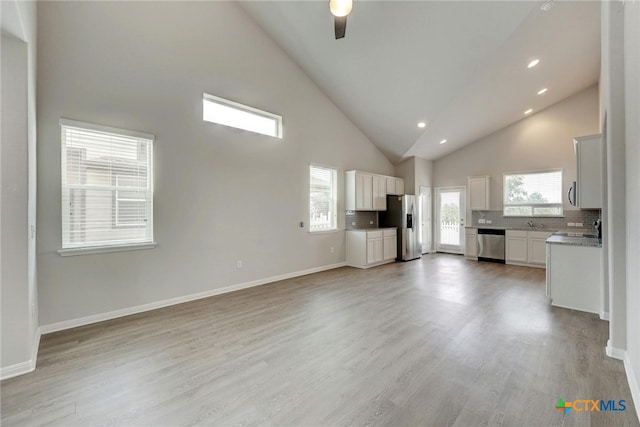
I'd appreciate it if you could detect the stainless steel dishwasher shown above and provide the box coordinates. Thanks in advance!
[477,228,505,263]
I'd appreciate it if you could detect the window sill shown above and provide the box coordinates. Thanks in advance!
[309,229,340,235]
[502,215,565,218]
[58,242,157,257]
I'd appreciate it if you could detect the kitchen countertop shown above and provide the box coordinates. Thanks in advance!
[465,225,558,232]
[347,227,397,231]
[546,234,602,248]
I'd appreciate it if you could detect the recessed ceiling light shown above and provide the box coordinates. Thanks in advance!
[524,109,533,115]
[418,122,427,128]
[541,0,554,11]
[439,139,447,144]
[537,88,548,95]
[527,59,540,68]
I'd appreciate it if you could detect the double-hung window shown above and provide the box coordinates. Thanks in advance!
[309,165,338,232]
[503,170,563,216]
[60,119,154,253]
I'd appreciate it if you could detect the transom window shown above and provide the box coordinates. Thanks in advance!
[60,119,154,250]
[309,165,338,232]
[503,170,563,217]
[203,93,282,138]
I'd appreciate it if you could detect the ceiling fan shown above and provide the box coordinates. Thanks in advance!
[329,0,353,39]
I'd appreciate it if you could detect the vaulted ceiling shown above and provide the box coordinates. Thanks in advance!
[240,1,600,163]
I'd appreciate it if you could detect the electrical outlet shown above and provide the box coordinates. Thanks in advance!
[568,222,576,227]
[330,247,334,253]
[236,260,243,269]
[486,220,492,224]
[478,219,486,224]
[351,222,356,226]
[576,222,583,227]
[369,221,374,224]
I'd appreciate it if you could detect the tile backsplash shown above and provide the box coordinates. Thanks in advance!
[345,211,378,229]
[470,209,601,230]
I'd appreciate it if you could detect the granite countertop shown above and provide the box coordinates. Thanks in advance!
[347,227,397,231]
[465,225,558,232]
[546,234,602,248]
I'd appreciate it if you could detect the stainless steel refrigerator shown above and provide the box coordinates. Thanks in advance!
[379,195,422,261]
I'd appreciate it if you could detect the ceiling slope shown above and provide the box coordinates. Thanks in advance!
[241,1,600,163]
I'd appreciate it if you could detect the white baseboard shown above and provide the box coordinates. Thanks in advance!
[624,352,640,424]
[606,340,626,360]
[40,262,347,335]
[600,311,610,321]
[1,328,41,381]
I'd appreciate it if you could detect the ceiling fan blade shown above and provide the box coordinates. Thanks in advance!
[334,16,347,39]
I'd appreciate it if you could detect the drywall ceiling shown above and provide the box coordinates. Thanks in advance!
[240,1,600,163]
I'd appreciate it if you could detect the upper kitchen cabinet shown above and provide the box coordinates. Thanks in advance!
[572,134,603,209]
[467,176,490,211]
[346,171,373,210]
[346,170,401,211]
[372,175,387,210]
[386,177,405,195]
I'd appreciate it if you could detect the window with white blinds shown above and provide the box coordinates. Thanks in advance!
[309,165,337,232]
[60,119,154,250]
[503,170,563,216]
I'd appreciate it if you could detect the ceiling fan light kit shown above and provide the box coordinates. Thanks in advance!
[329,0,353,17]
[329,0,353,39]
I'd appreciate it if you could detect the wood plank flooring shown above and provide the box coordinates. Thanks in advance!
[2,254,638,426]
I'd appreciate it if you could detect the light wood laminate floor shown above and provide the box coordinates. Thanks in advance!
[2,254,638,426]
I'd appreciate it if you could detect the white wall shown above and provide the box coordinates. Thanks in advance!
[394,156,433,197]
[1,0,39,378]
[623,0,640,420]
[601,0,627,357]
[433,85,600,210]
[36,2,393,327]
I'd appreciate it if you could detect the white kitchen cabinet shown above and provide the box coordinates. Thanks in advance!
[528,231,550,266]
[506,230,552,268]
[346,170,397,211]
[383,229,397,261]
[346,170,372,211]
[464,228,478,260]
[573,134,603,209]
[506,230,528,264]
[385,177,405,195]
[367,237,383,264]
[357,173,373,210]
[346,229,397,269]
[373,175,387,210]
[467,176,490,211]
[547,242,602,314]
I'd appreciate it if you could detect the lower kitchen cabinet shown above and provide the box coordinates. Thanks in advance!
[383,229,397,261]
[464,228,478,260]
[506,230,528,264]
[506,230,552,268]
[547,242,602,314]
[347,228,397,269]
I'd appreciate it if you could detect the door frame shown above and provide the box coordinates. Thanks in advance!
[435,186,466,254]
[419,186,432,254]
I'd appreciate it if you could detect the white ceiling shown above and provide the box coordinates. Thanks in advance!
[240,1,601,163]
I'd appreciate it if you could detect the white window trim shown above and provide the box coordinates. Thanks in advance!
[58,242,157,257]
[309,163,339,233]
[503,169,564,217]
[202,93,283,138]
[59,118,156,255]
